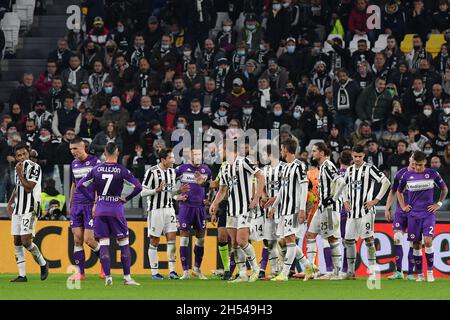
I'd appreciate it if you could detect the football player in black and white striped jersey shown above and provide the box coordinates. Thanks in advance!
[141,148,190,280]
[265,138,313,281]
[7,143,48,282]
[305,142,346,280]
[210,142,265,283]
[342,145,391,280]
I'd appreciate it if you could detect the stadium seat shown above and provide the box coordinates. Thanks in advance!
[400,34,416,54]
[426,34,447,58]
[372,34,389,53]
[0,12,21,54]
[349,34,370,54]
[323,34,344,53]
[13,0,36,30]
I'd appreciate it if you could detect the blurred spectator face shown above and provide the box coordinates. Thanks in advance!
[23,74,34,87]
[148,20,159,32]
[325,87,333,100]
[330,127,339,137]
[1,116,12,130]
[316,105,324,117]
[110,96,121,108]
[64,129,75,142]
[106,122,115,135]
[134,36,145,48]
[187,63,197,75]
[174,78,185,90]
[7,125,18,134]
[245,19,257,30]
[85,111,94,121]
[86,42,96,54]
[222,20,232,32]
[431,156,441,169]
[11,104,21,115]
[413,37,422,50]
[375,78,386,92]
[205,80,216,92]
[397,142,407,154]
[441,44,448,55]
[26,121,36,133]
[387,37,396,49]
[127,121,136,134]
[337,71,349,84]
[273,103,283,115]
[34,102,46,115]
[432,84,443,97]
[229,120,240,128]
[368,142,378,153]
[245,62,256,74]
[8,133,21,147]
[439,1,449,12]
[386,121,398,132]
[316,63,326,74]
[161,35,172,48]
[414,0,424,11]
[374,54,386,68]
[392,100,402,113]
[47,62,57,75]
[177,117,187,129]
[64,97,75,110]
[268,61,278,73]
[386,3,397,14]
[167,100,178,113]
[423,104,433,116]
[439,123,449,136]
[115,55,126,67]
[170,22,180,34]
[117,21,125,32]
[191,101,202,114]
[52,78,62,90]
[259,40,268,51]
[80,83,90,96]
[419,59,430,71]
[94,61,104,73]
[39,127,50,138]
[57,39,67,51]
[69,56,81,69]
[399,64,407,73]
[413,79,423,92]
[141,96,152,109]
[139,58,150,72]
[360,124,371,137]
[357,41,367,52]
[204,39,215,51]
[356,0,367,11]
[258,78,269,90]
[104,82,114,93]
[357,62,369,74]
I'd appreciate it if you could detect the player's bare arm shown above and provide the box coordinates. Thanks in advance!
[249,171,265,209]
[68,182,76,212]
[365,176,390,209]
[428,186,448,213]
[15,162,36,193]
[209,185,227,219]
[384,190,395,222]
[396,191,411,213]
[6,190,16,218]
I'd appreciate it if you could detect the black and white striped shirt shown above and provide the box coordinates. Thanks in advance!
[13,160,42,216]
[219,156,260,216]
[142,164,176,211]
[262,161,285,218]
[343,162,386,219]
[278,159,308,216]
[318,159,342,212]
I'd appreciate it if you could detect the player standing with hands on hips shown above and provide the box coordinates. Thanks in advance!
[342,145,391,280]
[7,143,48,282]
[77,142,142,286]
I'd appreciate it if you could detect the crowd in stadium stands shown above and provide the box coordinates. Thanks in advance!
[1,0,450,209]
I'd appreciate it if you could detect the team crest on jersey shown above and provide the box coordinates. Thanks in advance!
[182,223,187,228]
[86,161,90,165]
[425,174,430,179]
[410,234,415,239]
[395,223,400,227]
[201,168,205,173]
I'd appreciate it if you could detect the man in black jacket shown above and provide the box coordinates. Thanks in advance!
[9,73,39,114]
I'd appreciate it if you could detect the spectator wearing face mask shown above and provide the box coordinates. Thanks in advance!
[238,103,265,131]
[133,95,157,133]
[92,79,119,117]
[266,102,289,130]
[122,120,140,163]
[266,1,291,51]
[61,55,89,94]
[402,76,431,118]
[100,96,130,133]
[211,101,229,132]
[109,53,134,93]
[149,33,178,73]
[230,42,250,73]
[107,19,132,53]
[416,104,439,140]
[52,94,82,138]
[251,77,280,115]
[216,18,237,57]
[140,120,171,158]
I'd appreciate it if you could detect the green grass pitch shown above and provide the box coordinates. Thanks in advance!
[0,274,449,300]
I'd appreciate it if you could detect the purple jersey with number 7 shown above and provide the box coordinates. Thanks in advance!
[77,162,142,217]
